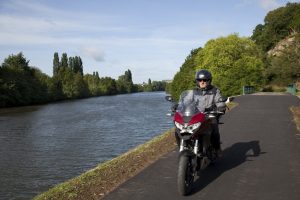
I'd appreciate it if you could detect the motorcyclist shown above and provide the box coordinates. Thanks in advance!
[174,69,226,156]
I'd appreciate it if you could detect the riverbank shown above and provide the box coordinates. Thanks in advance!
[34,129,177,200]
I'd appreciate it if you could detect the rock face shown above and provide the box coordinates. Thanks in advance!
[267,33,297,57]
[267,32,300,90]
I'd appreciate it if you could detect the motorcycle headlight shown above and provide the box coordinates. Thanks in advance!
[174,121,183,130]
[187,122,201,132]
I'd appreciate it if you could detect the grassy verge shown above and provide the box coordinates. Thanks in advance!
[227,101,238,110]
[34,129,177,200]
[34,101,238,200]
[291,106,300,133]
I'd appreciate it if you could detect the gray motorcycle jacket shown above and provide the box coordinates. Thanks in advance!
[177,86,226,113]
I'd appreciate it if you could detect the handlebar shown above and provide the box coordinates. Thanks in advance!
[166,110,224,118]
[204,110,225,115]
[204,111,225,119]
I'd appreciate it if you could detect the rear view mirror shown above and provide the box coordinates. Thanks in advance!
[165,95,173,102]
[218,96,228,102]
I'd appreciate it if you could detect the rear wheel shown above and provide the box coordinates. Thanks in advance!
[177,154,194,195]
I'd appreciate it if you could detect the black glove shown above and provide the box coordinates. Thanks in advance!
[217,107,226,113]
[205,105,216,112]
[171,103,178,112]
[204,107,212,112]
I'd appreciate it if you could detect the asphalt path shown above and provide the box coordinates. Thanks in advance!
[104,94,300,200]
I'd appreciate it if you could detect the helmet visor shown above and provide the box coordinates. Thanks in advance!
[197,79,208,82]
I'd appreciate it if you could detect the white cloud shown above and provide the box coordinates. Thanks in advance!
[235,0,283,11]
[1,0,116,22]
[2,0,59,15]
[0,0,127,36]
[0,0,214,51]
[0,1,197,49]
[235,0,254,8]
[0,12,126,35]
[81,47,105,62]
[258,0,280,11]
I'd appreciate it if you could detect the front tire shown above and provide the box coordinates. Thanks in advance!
[177,154,194,195]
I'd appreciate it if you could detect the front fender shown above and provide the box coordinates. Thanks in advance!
[179,149,195,158]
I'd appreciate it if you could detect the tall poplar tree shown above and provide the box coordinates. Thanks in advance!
[68,57,74,71]
[53,52,60,76]
[61,53,68,69]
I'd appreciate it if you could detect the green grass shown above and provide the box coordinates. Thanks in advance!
[291,106,300,133]
[227,101,238,110]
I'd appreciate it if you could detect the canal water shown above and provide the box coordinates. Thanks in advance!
[0,92,173,199]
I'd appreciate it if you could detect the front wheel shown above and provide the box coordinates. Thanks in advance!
[177,154,194,195]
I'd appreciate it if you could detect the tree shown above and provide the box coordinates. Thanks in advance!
[2,52,29,69]
[116,69,134,93]
[195,34,265,96]
[251,2,300,52]
[72,56,83,75]
[0,53,50,106]
[125,70,132,82]
[170,48,201,100]
[116,74,127,93]
[58,67,87,99]
[84,72,101,96]
[151,81,166,91]
[52,53,88,99]
[73,72,89,98]
[53,52,60,76]
[142,78,152,92]
[47,76,64,101]
[0,53,33,106]
[61,53,68,69]
[68,57,74,71]
[267,34,300,85]
[67,56,83,75]
[99,77,117,95]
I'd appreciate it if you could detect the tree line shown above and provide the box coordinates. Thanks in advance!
[0,52,166,107]
[169,2,300,100]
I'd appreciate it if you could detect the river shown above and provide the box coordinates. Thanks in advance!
[0,92,173,200]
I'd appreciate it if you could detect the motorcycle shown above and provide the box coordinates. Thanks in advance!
[165,95,227,195]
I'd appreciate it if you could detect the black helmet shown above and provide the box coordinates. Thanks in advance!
[195,69,212,81]
[195,69,212,89]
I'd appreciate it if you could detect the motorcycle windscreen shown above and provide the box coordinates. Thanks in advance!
[177,102,199,123]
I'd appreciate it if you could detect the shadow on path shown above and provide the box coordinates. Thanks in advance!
[191,140,263,195]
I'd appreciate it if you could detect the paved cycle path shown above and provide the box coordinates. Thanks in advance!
[104,94,300,200]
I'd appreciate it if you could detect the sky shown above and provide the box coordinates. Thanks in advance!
[0,0,299,83]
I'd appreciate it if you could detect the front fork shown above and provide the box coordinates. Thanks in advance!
[179,139,199,154]
[179,139,184,152]
[179,138,211,171]
[179,139,200,173]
